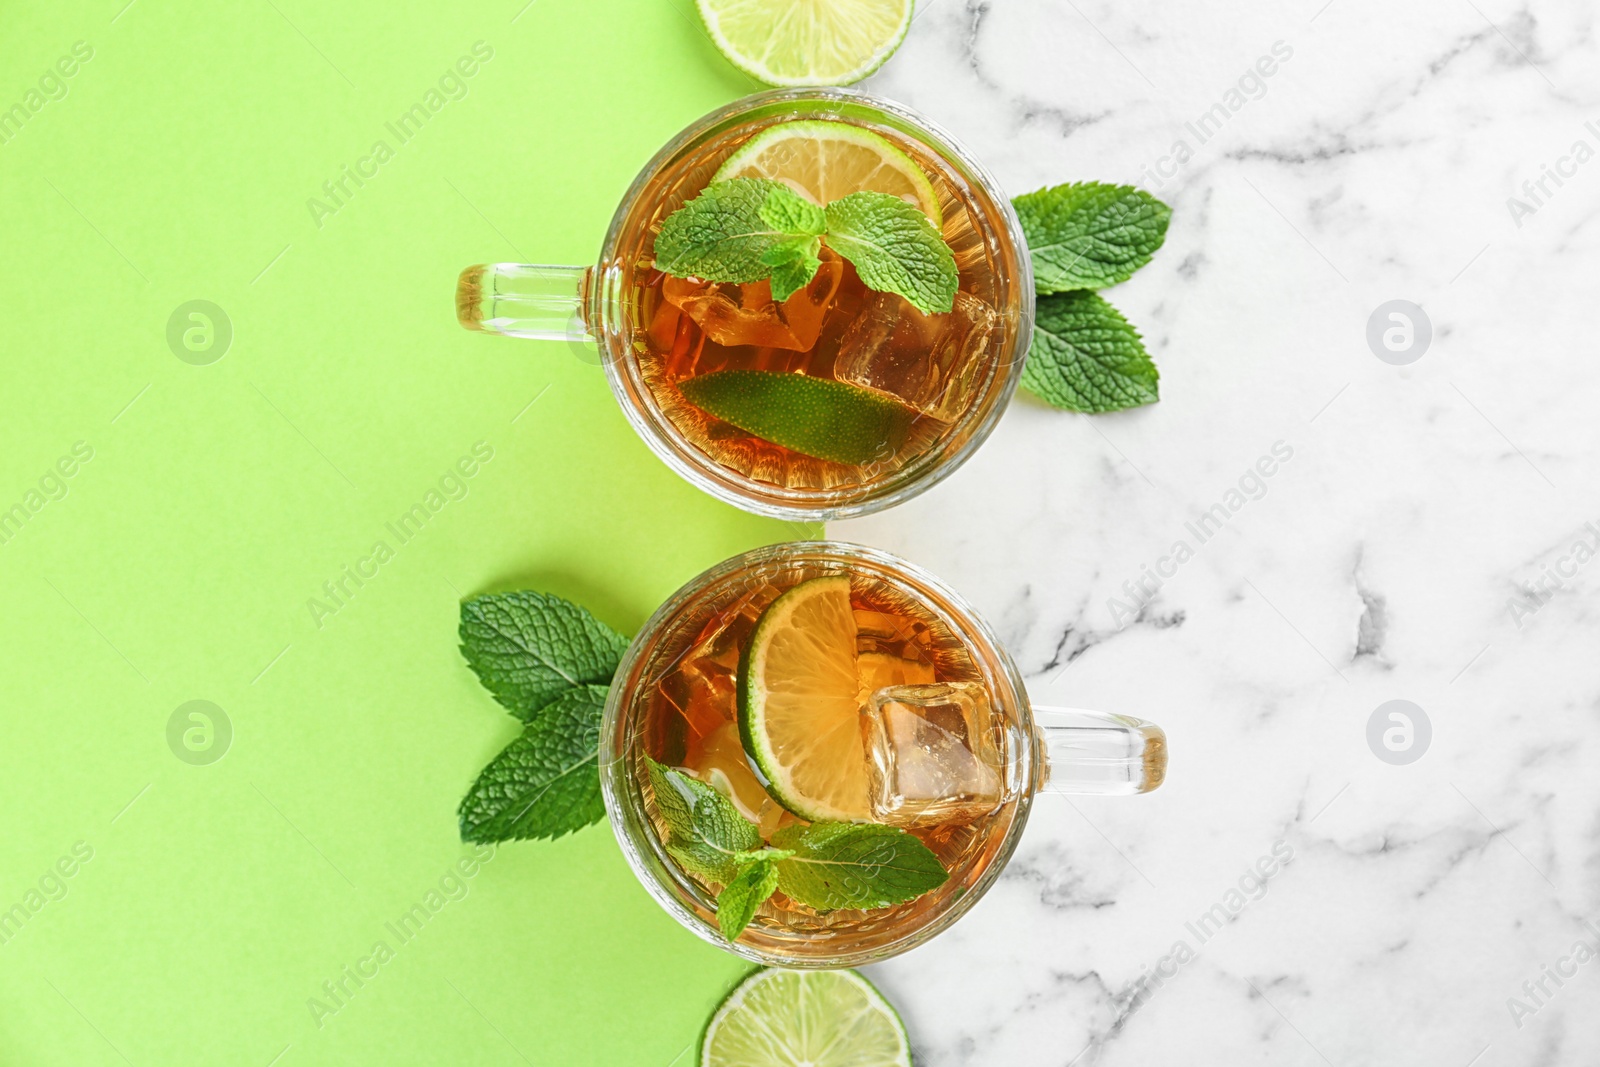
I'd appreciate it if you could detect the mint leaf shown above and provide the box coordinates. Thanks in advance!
[824,192,958,314]
[761,236,823,302]
[771,821,948,911]
[1013,182,1171,292]
[646,759,762,883]
[758,185,826,236]
[653,180,959,312]
[641,766,947,926]
[732,847,793,865]
[715,856,780,940]
[1022,291,1159,413]
[644,759,787,938]
[653,178,824,284]
[458,685,609,842]
[459,592,629,720]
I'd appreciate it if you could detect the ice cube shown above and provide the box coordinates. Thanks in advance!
[853,608,934,661]
[863,682,1003,827]
[685,721,786,838]
[646,291,709,378]
[856,651,935,704]
[652,677,727,763]
[655,583,782,756]
[834,290,997,420]
[661,249,843,353]
[647,290,681,352]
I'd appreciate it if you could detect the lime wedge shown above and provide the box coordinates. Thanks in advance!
[714,120,941,223]
[702,968,910,1067]
[738,575,869,822]
[696,0,915,88]
[679,370,913,466]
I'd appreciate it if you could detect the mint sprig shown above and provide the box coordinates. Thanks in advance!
[646,759,763,882]
[459,591,629,719]
[645,759,948,939]
[1023,291,1159,413]
[1014,182,1171,292]
[654,178,823,289]
[1013,182,1172,414]
[457,592,629,843]
[824,191,957,314]
[653,177,957,314]
[761,238,824,302]
[770,821,950,911]
[459,685,610,842]
[715,856,782,941]
[758,184,827,236]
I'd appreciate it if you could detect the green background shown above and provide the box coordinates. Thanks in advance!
[0,1,802,1062]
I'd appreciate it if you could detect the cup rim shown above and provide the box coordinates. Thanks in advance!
[598,540,1038,967]
[594,87,1035,522]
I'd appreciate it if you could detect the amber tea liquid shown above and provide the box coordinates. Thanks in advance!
[626,552,1026,952]
[616,113,1012,495]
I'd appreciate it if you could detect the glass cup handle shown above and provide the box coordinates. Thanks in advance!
[1031,707,1167,797]
[456,263,593,341]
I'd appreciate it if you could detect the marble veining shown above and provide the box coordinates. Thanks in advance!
[835,0,1600,1062]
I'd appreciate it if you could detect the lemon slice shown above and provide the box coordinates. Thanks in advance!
[714,120,942,224]
[696,0,915,88]
[702,968,911,1067]
[738,575,869,821]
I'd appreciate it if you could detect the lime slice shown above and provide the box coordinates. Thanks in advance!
[738,575,869,822]
[702,968,910,1067]
[679,370,913,466]
[714,120,941,223]
[696,0,915,89]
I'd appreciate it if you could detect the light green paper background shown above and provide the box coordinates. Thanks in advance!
[0,2,804,1062]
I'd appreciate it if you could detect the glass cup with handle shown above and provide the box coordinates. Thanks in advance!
[599,541,1166,967]
[456,88,1033,521]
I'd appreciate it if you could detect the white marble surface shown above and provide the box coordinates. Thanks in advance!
[836,1,1600,1063]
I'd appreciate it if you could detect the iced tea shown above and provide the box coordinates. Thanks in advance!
[458,91,1030,519]
[617,109,1020,501]
[619,546,1030,960]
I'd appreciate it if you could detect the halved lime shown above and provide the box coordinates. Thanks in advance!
[738,575,870,822]
[714,120,941,223]
[696,0,915,88]
[702,968,910,1067]
[679,370,913,467]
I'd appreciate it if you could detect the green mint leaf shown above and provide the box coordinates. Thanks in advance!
[732,847,794,865]
[457,685,609,842]
[645,759,762,883]
[823,192,958,314]
[1013,182,1171,292]
[654,178,823,284]
[761,236,823,302]
[459,591,629,720]
[1022,291,1159,413]
[771,821,948,912]
[758,185,827,237]
[715,856,780,940]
